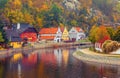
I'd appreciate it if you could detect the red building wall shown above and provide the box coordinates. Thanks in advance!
[20,32,37,42]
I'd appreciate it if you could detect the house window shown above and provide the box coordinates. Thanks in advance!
[72,31,75,32]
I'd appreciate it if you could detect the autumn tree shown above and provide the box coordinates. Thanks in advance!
[89,25,110,43]
[95,26,110,42]
[79,0,92,8]
[34,16,43,31]
[23,12,34,24]
[4,0,24,24]
[89,25,99,43]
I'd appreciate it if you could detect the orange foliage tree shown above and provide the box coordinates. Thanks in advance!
[89,25,110,43]
[95,26,110,43]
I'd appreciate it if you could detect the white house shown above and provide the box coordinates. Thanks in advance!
[54,27,63,42]
[69,27,85,41]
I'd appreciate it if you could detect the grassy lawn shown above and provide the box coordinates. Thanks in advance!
[77,38,91,43]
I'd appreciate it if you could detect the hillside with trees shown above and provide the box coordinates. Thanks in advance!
[0,0,120,33]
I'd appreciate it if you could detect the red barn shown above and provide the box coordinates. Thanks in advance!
[20,27,37,42]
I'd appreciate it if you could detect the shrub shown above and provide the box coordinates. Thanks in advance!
[102,40,119,53]
[102,40,112,53]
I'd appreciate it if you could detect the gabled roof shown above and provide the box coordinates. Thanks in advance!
[39,27,58,34]
[5,23,35,42]
[13,23,32,33]
[21,27,37,33]
[5,29,22,42]
[74,27,83,32]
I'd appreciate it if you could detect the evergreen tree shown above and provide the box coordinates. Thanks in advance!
[0,21,8,43]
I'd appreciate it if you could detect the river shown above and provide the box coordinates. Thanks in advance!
[0,46,120,78]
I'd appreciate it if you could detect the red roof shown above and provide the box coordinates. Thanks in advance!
[40,36,55,40]
[39,28,58,34]
[39,27,64,40]
[75,27,83,32]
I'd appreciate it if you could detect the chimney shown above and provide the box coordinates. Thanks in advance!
[17,23,20,29]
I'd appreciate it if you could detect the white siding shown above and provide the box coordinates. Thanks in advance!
[54,27,62,42]
[69,27,78,40]
[76,32,86,41]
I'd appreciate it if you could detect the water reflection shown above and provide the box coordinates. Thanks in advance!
[0,63,4,78]
[82,62,119,78]
[54,48,62,67]
[22,53,37,67]
[11,53,23,62]
[0,47,120,78]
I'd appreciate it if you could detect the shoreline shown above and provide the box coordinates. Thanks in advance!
[73,48,120,65]
[0,42,91,58]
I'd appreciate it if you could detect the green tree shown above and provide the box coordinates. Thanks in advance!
[0,32,4,42]
[0,0,8,9]
[113,27,120,42]
[89,25,99,43]
[0,21,8,43]
[106,27,115,40]
[41,4,62,27]
[70,20,78,26]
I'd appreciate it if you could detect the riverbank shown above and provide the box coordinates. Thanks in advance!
[0,42,91,58]
[73,48,120,65]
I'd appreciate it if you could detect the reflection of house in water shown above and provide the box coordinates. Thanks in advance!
[11,53,23,62]
[40,51,57,65]
[62,49,69,67]
[37,59,48,78]
[22,53,37,67]
[54,48,62,67]
[18,63,21,78]
[69,48,76,62]
[5,53,23,78]
[54,48,69,67]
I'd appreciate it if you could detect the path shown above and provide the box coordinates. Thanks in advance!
[73,48,120,65]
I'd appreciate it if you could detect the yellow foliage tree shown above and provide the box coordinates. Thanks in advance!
[23,13,34,24]
[27,0,33,8]
[89,25,99,43]
[4,0,24,23]
[40,3,49,11]
[13,0,22,9]
[59,23,64,28]
[36,17,43,28]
